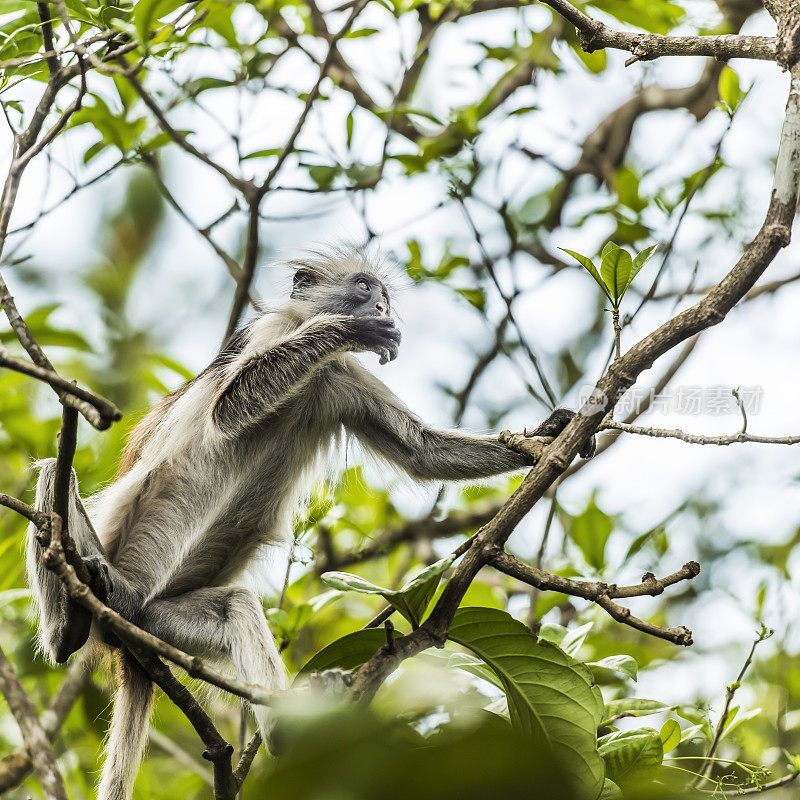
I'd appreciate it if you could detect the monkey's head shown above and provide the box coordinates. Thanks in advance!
[288,249,393,320]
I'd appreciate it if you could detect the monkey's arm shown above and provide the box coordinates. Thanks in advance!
[212,315,400,435]
[341,364,534,481]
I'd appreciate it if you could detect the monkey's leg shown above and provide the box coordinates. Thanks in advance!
[138,587,286,736]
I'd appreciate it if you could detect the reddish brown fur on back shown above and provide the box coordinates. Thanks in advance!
[115,384,190,478]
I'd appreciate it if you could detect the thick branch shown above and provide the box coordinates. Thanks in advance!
[540,0,778,63]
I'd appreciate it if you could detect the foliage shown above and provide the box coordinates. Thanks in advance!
[0,0,798,799]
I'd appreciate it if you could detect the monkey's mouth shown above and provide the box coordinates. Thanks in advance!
[355,309,389,318]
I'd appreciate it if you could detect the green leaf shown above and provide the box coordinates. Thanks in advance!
[598,779,623,800]
[394,554,455,626]
[242,148,282,161]
[598,728,663,784]
[626,244,657,291]
[679,723,705,743]
[448,607,605,799]
[345,108,355,149]
[588,655,638,682]
[322,554,454,627]
[563,494,614,572]
[561,621,594,657]
[600,244,632,306]
[659,719,681,753]
[560,248,613,303]
[320,572,388,595]
[133,0,182,44]
[297,628,399,676]
[601,698,673,726]
[615,167,647,213]
[345,27,378,38]
[718,66,744,113]
[455,287,486,310]
[0,304,91,351]
[308,164,341,188]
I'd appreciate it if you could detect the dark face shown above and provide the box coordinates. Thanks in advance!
[345,272,390,318]
[293,268,391,318]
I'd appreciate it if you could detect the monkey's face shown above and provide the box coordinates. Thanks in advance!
[295,269,391,319]
[342,272,390,318]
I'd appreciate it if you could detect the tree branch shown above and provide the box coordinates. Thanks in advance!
[539,0,778,64]
[0,345,120,426]
[488,552,698,645]
[0,654,91,793]
[0,646,67,800]
[132,650,237,800]
[348,59,800,703]
[602,419,800,447]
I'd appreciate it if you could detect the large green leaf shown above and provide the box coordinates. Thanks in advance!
[598,728,663,784]
[448,607,605,799]
[598,779,623,800]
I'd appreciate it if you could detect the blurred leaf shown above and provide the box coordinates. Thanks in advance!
[1,304,91,351]
[718,66,745,115]
[562,621,594,657]
[563,494,614,572]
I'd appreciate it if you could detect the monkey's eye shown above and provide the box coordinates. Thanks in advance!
[357,279,370,291]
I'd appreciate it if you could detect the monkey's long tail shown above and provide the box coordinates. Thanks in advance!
[98,653,154,800]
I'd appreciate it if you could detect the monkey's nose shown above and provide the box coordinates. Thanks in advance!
[375,302,386,315]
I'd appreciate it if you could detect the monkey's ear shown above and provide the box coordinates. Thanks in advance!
[291,268,315,298]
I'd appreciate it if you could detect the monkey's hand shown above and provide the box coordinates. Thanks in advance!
[499,431,554,465]
[84,555,113,604]
[525,408,597,459]
[342,315,401,365]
